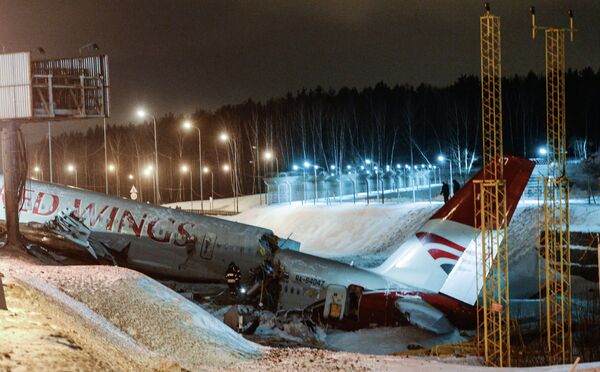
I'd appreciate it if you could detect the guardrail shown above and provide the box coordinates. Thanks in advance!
[183,209,238,216]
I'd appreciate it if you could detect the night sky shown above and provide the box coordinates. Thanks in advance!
[1,0,598,139]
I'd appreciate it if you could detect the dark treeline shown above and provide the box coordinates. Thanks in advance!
[28,68,600,203]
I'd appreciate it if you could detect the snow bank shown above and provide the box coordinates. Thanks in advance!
[0,251,262,370]
[224,202,438,258]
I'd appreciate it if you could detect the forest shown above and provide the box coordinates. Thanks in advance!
[27,68,600,203]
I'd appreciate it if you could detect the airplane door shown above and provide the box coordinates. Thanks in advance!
[198,232,216,260]
[323,284,347,320]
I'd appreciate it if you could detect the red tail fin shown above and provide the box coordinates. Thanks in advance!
[431,156,535,228]
[374,156,534,295]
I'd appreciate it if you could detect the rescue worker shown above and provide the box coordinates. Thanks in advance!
[452,179,461,196]
[440,181,450,204]
[225,261,241,296]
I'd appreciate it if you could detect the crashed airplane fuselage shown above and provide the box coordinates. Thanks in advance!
[0,155,534,334]
[0,178,296,282]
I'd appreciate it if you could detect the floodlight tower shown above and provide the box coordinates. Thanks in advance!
[474,3,510,367]
[531,6,574,365]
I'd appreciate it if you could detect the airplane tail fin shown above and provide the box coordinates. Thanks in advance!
[374,156,534,304]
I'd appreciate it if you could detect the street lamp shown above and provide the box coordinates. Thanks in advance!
[263,150,279,177]
[181,164,193,210]
[33,166,43,181]
[437,154,454,195]
[538,147,548,156]
[219,132,239,213]
[182,120,204,211]
[136,108,160,204]
[107,163,120,196]
[143,165,156,204]
[66,163,78,187]
[203,167,214,207]
[313,164,319,205]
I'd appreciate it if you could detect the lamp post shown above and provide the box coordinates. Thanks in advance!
[33,166,43,181]
[313,165,319,205]
[437,155,454,195]
[136,109,160,204]
[219,132,239,213]
[263,150,279,176]
[303,161,310,205]
[143,165,155,204]
[203,166,213,211]
[182,120,204,211]
[181,164,193,211]
[67,163,78,187]
[48,122,53,183]
[108,163,120,196]
[103,117,109,194]
[223,163,235,212]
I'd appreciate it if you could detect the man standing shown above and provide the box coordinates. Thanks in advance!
[225,262,241,296]
[452,179,461,196]
[440,182,450,203]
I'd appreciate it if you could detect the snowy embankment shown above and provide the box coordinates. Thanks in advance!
[225,202,439,260]
[0,248,262,370]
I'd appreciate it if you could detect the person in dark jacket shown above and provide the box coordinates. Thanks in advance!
[225,262,241,296]
[452,179,461,196]
[440,182,450,203]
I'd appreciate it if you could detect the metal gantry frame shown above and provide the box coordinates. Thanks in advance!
[475,5,511,367]
[531,7,574,365]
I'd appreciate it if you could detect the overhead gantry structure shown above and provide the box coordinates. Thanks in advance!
[0,52,109,309]
[475,3,510,367]
[531,7,575,366]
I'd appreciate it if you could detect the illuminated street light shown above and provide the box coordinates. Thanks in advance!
[180,164,193,207]
[128,174,134,180]
[346,165,351,170]
[303,161,310,168]
[365,159,371,165]
[330,165,336,170]
[66,163,78,187]
[33,166,43,181]
[108,164,116,172]
[182,119,205,211]
[292,164,299,171]
[538,147,548,156]
[218,132,239,212]
[203,166,215,204]
[136,107,160,204]
[437,154,454,195]
[223,164,231,172]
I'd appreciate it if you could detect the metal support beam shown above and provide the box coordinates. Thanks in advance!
[476,7,511,367]
[537,28,572,365]
[2,122,23,248]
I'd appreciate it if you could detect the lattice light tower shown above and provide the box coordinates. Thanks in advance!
[531,7,574,365]
[475,3,510,367]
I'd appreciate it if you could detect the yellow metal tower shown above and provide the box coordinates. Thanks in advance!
[531,7,574,365]
[475,4,510,367]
